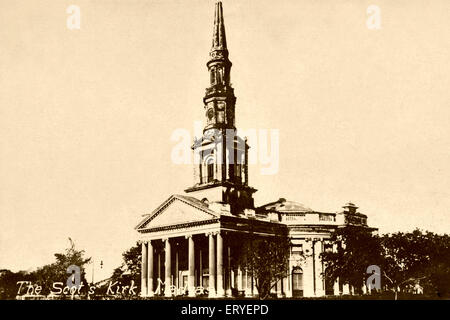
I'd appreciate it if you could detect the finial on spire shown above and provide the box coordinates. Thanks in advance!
[205,0,233,92]
[211,1,227,53]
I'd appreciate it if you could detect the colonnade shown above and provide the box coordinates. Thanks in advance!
[140,232,256,298]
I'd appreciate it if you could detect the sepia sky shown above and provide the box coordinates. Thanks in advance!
[1,0,449,280]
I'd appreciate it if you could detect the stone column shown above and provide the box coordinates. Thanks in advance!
[164,239,172,297]
[157,251,161,282]
[226,246,232,296]
[141,242,148,297]
[277,278,283,298]
[147,241,154,297]
[175,248,179,292]
[333,278,340,295]
[282,275,288,297]
[217,143,223,181]
[286,259,293,298]
[303,240,315,297]
[199,249,203,289]
[216,232,224,297]
[208,233,216,297]
[237,265,243,291]
[188,235,196,297]
[252,275,257,295]
[244,268,252,297]
[343,283,350,295]
[315,241,325,297]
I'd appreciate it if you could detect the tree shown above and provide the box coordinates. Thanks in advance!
[90,243,150,299]
[321,226,382,294]
[381,229,450,299]
[242,236,291,300]
[33,237,91,296]
[0,238,91,299]
[427,233,450,298]
[0,270,34,299]
[110,242,141,285]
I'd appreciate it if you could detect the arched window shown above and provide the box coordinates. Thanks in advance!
[292,267,303,297]
[203,153,215,183]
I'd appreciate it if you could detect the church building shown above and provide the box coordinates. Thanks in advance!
[135,1,374,299]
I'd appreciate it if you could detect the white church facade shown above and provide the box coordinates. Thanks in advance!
[135,1,375,299]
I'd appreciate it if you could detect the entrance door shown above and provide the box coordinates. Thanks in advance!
[292,267,303,297]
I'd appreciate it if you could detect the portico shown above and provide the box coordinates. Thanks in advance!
[136,194,286,298]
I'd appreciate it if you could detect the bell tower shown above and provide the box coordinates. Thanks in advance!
[185,1,256,214]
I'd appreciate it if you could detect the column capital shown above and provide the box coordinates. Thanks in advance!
[185,234,193,239]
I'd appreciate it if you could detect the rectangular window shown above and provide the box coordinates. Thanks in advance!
[207,163,214,182]
[235,164,241,180]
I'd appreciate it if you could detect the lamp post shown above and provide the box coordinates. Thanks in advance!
[91,259,103,285]
[91,259,95,284]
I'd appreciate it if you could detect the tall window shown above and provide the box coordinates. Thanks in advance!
[235,164,241,182]
[217,68,223,84]
[210,67,216,84]
[207,163,214,182]
[292,267,304,297]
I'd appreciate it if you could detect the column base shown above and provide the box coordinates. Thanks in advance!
[342,284,350,295]
[140,285,147,298]
[216,289,225,298]
[208,288,216,298]
[188,286,196,297]
[164,285,172,297]
[315,289,325,297]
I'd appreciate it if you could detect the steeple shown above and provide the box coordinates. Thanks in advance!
[185,1,256,215]
[204,1,235,132]
[211,1,228,55]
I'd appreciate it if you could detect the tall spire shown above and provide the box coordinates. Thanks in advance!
[186,0,256,214]
[212,1,227,52]
[209,1,230,65]
[204,0,234,123]
[202,0,235,132]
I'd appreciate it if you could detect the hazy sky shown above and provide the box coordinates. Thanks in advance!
[1,0,449,280]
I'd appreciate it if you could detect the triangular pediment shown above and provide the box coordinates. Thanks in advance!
[136,195,219,231]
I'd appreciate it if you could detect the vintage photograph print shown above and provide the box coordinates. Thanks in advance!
[1,0,449,307]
